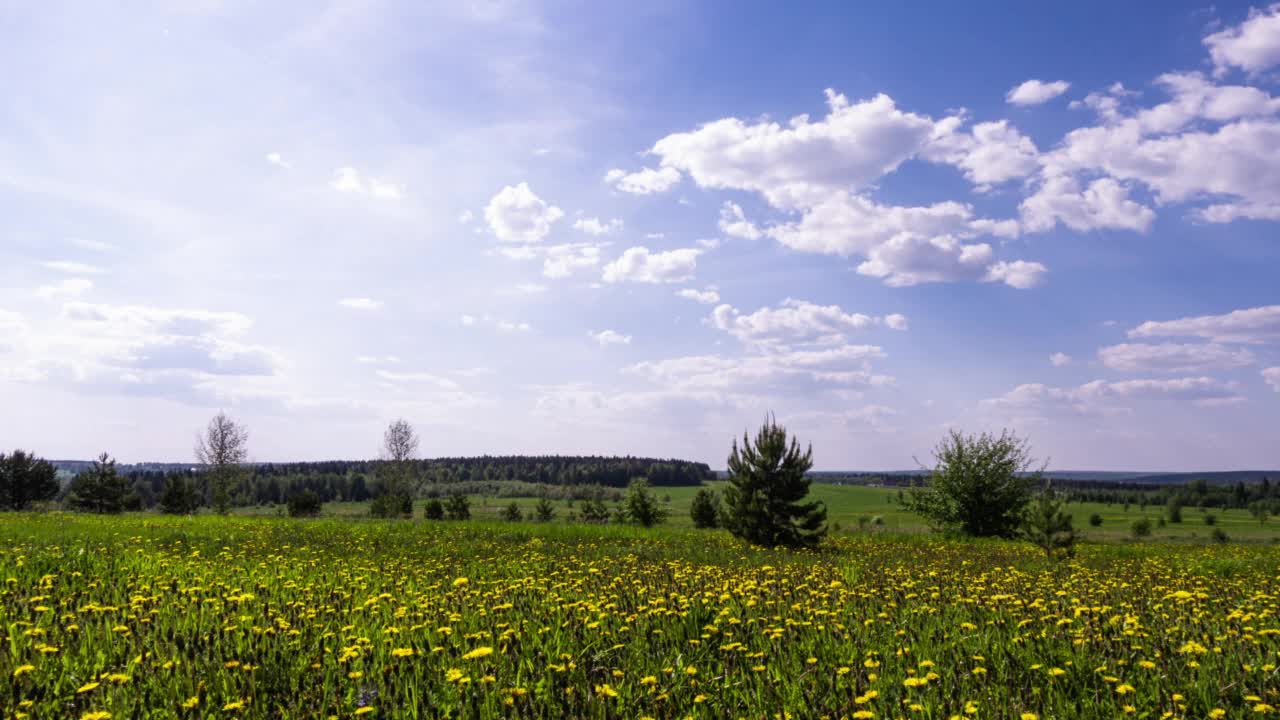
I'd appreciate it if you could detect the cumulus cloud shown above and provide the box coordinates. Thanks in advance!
[1006,79,1072,106]
[1204,4,1280,76]
[710,299,906,346]
[613,89,1045,287]
[602,247,700,284]
[542,243,604,279]
[1128,305,1280,344]
[677,287,721,304]
[590,329,632,346]
[36,278,94,300]
[650,90,939,208]
[603,166,681,194]
[572,217,623,236]
[718,201,762,240]
[1020,175,1156,233]
[1099,342,1257,372]
[266,152,290,169]
[484,182,564,243]
[337,298,383,310]
[1264,366,1280,392]
[924,119,1040,188]
[1050,352,1073,367]
[330,166,404,199]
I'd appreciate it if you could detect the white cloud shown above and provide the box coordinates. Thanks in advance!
[1030,73,1280,228]
[484,182,564,243]
[1264,366,1280,392]
[43,260,107,275]
[460,315,477,326]
[69,238,118,253]
[337,297,383,310]
[603,166,681,194]
[266,152,290,169]
[35,278,94,300]
[1128,305,1280,344]
[572,217,623,236]
[590,329,632,346]
[650,89,940,208]
[718,201,762,240]
[602,246,700,284]
[539,243,603,279]
[625,344,892,395]
[1050,352,1073,367]
[496,320,532,333]
[1006,79,1072,106]
[509,283,548,295]
[1204,4,1280,76]
[374,369,460,390]
[330,166,403,199]
[0,310,26,354]
[983,260,1049,289]
[710,298,904,346]
[1020,175,1155,233]
[458,209,475,224]
[924,119,1040,188]
[1099,342,1256,372]
[676,287,720,304]
[985,376,1245,415]
[356,355,401,365]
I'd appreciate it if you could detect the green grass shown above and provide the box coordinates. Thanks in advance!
[235,482,1280,544]
[3,512,1280,719]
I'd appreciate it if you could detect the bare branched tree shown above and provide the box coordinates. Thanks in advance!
[372,419,419,517]
[195,411,249,514]
[383,419,419,463]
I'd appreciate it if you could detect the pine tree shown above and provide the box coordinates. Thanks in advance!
[501,501,523,522]
[690,488,721,528]
[623,478,665,527]
[423,498,445,520]
[159,473,199,515]
[444,493,470,520]
[534,496,555,522]
[65,452,130,514]
[0,450,59,511]
[1022,483,1076,559]
[723,416,827,548]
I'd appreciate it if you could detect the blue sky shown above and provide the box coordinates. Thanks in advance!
[2,1,1279,470]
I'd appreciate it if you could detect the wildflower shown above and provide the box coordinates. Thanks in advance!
[453,577,468,587]
[181,697,199,709]
[355,709,375,716]
[223,700,245,711]
[462,646,493,660]
[596,684,619,698]
[12,664,35,678]
[81,713,111,720]
[77,682,101,694]
[391,648,414,658]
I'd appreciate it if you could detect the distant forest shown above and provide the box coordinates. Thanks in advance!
[91,456,715,510]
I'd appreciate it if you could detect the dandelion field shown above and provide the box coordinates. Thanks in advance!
[3,514,1279,719]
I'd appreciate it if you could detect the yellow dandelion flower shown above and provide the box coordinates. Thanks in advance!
[462,646,493,660]
[77,682,101,694]
[12,664,35,678]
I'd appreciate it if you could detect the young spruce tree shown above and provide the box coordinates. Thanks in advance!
[723,415,827,548]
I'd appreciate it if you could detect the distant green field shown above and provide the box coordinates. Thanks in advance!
[235,481,1280,544]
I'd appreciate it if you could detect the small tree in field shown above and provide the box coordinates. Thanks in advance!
[444,493,470,520]
[195,412,249,515]
[159,473,199,514]
[904,429,1041,538]
[1022,483,1076,559]
[0,450,59,511]
[1089,513,1104,527]
[723,416,827,548]
[65,452,131,514]
[623,478,665,527]
[534,496,555,522]
[287,490,323,517]
[373,419,418,518]
[501,501,523,522]
[690,488,722,528]
[423,498,445,520]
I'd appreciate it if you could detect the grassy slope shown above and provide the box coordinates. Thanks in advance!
[236,482,1280,544]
